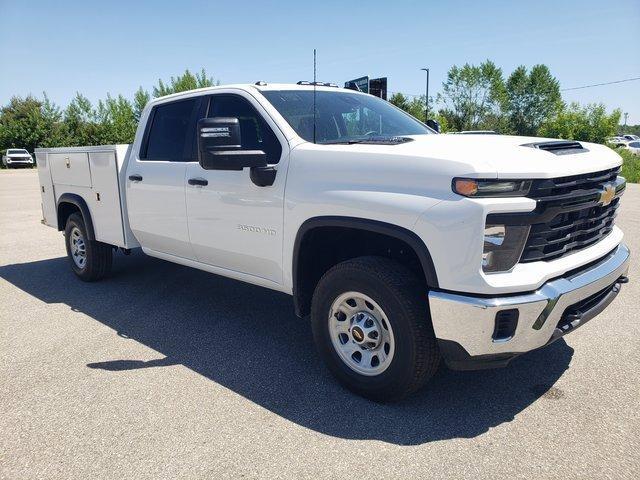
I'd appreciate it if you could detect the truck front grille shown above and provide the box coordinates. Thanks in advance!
[520,167,623,263]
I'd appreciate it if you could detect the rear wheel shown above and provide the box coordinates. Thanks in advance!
[311,256,440,401]
[64,213,112,281]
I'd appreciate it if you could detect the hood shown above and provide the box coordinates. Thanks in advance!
[392,134,622,179]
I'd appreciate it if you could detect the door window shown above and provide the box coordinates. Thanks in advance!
[208,95,282,164]
[141,98,199,161]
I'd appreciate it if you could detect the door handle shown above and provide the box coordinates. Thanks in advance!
[128,174,143,182]
[188,178,208,186]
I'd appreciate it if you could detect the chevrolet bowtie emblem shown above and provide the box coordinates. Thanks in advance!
[599,183,616,206]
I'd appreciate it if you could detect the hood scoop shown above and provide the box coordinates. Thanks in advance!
[522,140,588,156]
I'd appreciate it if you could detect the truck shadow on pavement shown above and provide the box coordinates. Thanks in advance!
[0,251,574,445]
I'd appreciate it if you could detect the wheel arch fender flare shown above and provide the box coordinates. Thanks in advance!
[57,193,96,241]
[291,216,439,316]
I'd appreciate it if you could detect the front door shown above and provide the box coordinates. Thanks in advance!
[185,92,289,284]
[126,96,203,259]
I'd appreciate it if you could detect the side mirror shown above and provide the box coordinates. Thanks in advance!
[197,117,267,171]
[426,119,441,133]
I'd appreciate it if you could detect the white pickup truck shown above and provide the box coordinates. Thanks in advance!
[3,148,34,168]
[35,83,630,401]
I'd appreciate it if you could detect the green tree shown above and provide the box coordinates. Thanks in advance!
[503,65,562,136]
[618,147,640,183]
[437,60,506,132]
[389,92,448,130]
[95,94,138,144]
[40,93,68,148]
[0,95,63,154]
[406,95,427,122]
[133,87,151,122]
[152,68,216,98]
[390,92,427,121]
[389,92,410,112]
[63,93,100,145]
[539,102,621,144]
[620,123,640,136]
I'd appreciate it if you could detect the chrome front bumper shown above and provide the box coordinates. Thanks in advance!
[429,243,630,370]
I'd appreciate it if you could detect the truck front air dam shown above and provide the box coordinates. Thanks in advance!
[428,243,630,370]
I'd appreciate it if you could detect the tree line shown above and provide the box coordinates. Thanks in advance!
[0,62,627,161]
[389,60,622,143]
[0,69,216,156]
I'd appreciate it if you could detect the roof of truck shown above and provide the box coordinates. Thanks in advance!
[151,82,356,103]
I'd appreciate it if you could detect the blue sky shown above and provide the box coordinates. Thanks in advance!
[1,0,639,123]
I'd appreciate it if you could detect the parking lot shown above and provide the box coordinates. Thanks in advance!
[1,168,639,479]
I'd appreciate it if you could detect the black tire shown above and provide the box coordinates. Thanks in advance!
[64,213,112,281]
[311,256,440,402]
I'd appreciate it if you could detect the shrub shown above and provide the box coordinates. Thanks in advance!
[618,148,640,184]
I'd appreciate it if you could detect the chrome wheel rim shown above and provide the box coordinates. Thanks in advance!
[70,227,87,269]
[328,292,395,376]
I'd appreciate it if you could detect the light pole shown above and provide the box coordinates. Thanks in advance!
[624,112,628,132]
[421,68,429,122]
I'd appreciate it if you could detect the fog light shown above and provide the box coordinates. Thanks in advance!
[483,224,530,272]
[492,309,519,341]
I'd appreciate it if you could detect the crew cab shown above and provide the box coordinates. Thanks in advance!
[35,83,630,401]
[3,148,34,168]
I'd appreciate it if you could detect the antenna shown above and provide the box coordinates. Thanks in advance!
[313,49,317,144]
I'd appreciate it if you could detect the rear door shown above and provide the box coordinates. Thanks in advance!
[126,96,203,259]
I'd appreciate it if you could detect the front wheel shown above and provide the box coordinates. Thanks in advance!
[64,213,113,281]
[311,256,440,401]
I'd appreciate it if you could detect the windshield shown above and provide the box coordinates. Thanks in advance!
[8,149,28,154]
[261,90,432,144]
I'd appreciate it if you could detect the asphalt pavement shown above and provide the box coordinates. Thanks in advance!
[1,169,639,479]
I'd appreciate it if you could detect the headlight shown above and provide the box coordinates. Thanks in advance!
[482,224,530,272]
[453,178,531,197]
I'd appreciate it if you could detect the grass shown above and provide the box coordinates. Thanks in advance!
[618,148,640,184]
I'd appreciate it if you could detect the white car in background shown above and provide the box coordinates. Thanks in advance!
[621,141,640,155]
[606,135,640,147]
[2,149,34,168]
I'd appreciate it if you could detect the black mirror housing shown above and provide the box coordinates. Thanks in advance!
[197,117,267,171]
[426,119,441,133]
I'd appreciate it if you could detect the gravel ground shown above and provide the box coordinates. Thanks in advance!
[1,169,639,479]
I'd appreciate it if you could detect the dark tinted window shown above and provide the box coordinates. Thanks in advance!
[261,90,432,143]
[143,98,198,161]
[629,142,640,148]
[208,95,282,164]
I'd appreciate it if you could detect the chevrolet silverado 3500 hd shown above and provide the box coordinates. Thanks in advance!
[36,83,630,401]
